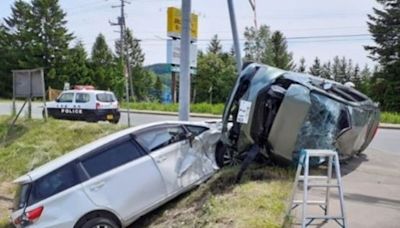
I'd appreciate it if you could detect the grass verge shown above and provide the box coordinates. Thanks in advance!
[0,116,123,226]
[123,102,225,115]
[381,112,400,124]
[131,165,293,228]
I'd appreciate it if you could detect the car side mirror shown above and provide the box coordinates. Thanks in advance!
[55,98,60,102]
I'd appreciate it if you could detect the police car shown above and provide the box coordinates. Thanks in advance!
[45,89,121,123]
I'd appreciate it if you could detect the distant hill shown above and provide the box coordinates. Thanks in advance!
[145,63,171,75]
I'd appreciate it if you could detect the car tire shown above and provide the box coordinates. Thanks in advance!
[215,142,242,167]
[80,217,119,228]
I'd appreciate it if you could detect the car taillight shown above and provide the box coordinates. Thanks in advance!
[26,206,44,221]
[96,102,100,109]
[14,206,44,225]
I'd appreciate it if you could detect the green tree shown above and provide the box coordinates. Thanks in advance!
[365,0,400,111]
[115,28,149,100]
[194,53,236,103]
[91,33,116,90]
[321,61,332,79]
[297,57,306,73]
[309,57,321,76]
[243,25,272,63]
[30,0,73,88]
[269,31,294,70]
[61,41,92,86]
[208,34,223,55]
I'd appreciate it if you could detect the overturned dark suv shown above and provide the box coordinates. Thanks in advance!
[217,63,380,166]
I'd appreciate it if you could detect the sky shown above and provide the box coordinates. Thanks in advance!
[1,0,380,68]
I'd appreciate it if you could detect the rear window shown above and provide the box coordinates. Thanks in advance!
[13,183,30,210]
[28,164,81,206]
[96,93,115,102]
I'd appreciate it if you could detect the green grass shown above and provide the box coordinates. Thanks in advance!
[123,102,225,115]
[0,116,123,226]
[380,112,400,124]
[132,165,293,228]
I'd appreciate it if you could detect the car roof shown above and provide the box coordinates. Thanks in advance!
[13,120,211,183]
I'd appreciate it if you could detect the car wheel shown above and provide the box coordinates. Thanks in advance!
[215,143,242,167]
[80,217,119,228]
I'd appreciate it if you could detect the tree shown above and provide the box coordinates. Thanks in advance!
[115,28,144,68]
[365,0,400,111]
[115,28,149,101]
[321,61,332,79]
[309,57,321,76]
[297,57,306,73]
[154,76,163,102]
[243,25,272,63]
[269,31,294,70]
[91,33,117,90]
[30,0,73,88]
[208,34,223,55]
[194,53,236,103]
[61,41,92,86]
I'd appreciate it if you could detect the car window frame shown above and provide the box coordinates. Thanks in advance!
[26,161,85,207]
[183,124,209,136]
[57,92,75,103]
[75,92,91,103]
[79,135,147,179]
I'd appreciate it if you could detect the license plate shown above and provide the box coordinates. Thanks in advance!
[107,114,113,120]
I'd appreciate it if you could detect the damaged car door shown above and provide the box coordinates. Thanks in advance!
[135,125,189,195]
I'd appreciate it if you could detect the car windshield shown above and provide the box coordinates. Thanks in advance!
[96,93,115,102]
[13,183,30,211]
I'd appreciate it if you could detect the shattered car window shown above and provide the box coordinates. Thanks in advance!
[294,92,342,152]
[136,126,185,151]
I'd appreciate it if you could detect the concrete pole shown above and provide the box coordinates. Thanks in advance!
[179,0,191,121]
[228,0,242,73]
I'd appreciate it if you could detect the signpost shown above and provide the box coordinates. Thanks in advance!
[166,6,198,108]
[12,68,47,121]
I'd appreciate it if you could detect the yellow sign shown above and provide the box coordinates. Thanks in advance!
[167,7,198,40]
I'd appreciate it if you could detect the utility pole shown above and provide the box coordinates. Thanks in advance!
[228,0,242,74]
[110,0,132,127]
[179,0,191,121]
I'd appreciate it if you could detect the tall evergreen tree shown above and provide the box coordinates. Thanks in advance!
[309,57,321,76]
[332,56,341,82]
[91,33,115,90]
[208,34,223,55]
[297,57,306,73]
[269,31,294,70]
[61,41,92,86]
[365,0,400,111]
[30,0,73,88]
[321,61,332,79]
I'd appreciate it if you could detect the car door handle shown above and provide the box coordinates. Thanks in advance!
[156,156,167,163]
[89,181,105,191]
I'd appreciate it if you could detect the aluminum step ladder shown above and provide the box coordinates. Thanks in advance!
[287,149,348,228]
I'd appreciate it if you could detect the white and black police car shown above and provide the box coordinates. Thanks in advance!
[45,89,121,123]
